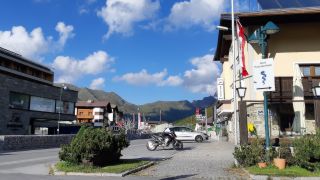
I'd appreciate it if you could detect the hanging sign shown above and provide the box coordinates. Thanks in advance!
[253,58,275,92]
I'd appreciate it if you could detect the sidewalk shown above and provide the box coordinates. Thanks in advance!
[136,140,249,179]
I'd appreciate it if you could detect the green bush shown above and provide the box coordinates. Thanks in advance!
[59,126,130,167]
[233,139,266,167]
[293,130,320,171]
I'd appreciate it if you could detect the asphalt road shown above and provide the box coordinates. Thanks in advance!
[0,139,199,180]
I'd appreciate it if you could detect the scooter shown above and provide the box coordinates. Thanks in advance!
[146,131,183,151]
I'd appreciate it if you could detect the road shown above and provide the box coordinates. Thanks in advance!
[0,139,200,180]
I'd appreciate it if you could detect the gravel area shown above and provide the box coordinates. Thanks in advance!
[136,141,249,179]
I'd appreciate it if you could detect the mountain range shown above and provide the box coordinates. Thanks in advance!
[59,84,216,122]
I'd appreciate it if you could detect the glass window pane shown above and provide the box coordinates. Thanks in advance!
[300,66,310,76]
[56,101,75,114]
[30,96,55,112]
[315,66,320,76]
[9,92,29,109]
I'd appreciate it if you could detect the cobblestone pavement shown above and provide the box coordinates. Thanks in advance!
[136,141,249,179]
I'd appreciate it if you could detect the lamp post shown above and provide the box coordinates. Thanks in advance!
[248,21,280,148]
[58,84,67,134]
[312,85,320,127]
[236,87,247,101]
[312,85,320,97]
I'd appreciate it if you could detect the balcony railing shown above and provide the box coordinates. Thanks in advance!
[268,77,320,101]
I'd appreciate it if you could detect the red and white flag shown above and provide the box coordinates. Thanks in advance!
[236,20,249,77]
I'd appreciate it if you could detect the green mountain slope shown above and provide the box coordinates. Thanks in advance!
[58,83,216,122]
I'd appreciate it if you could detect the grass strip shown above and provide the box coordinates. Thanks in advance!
[246,165,320,177]
[56,159,149,174]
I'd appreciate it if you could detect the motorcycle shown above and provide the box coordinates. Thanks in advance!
[146,131,183,151]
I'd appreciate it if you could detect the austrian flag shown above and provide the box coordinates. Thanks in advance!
[236,20,249,77]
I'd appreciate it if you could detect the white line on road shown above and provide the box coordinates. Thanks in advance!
[0,156,57,166]
[128,143,146,147]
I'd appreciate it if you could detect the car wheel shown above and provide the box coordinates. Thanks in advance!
[195,135,203,143]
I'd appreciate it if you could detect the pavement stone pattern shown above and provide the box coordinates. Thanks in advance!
[136,141,249,179]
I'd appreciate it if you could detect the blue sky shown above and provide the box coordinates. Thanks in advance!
[0,0,256,105]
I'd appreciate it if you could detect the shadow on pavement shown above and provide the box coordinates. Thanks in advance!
[131,157,171,161]
[0,152,13,156]
[159,174,197,180]
[153,146,195,151]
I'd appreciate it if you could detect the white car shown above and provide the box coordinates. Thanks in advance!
[164,126,209,143]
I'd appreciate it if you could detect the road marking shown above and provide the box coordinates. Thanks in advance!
[0,156,57,166]
[129,143,146,147]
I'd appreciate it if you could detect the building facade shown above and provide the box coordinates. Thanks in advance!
[214,8,320,143]
[76,100,120,127]
[0,47,78,135]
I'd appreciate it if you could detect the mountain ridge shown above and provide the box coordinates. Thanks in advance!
[58,83,216,122]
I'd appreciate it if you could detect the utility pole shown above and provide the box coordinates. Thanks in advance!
[159,109,162,123]
[231,0,238,146]
[205,108,208,134]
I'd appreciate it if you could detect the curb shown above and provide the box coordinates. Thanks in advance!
[122,161,155,176]
[242,168,320,180]
[53,161,155,177]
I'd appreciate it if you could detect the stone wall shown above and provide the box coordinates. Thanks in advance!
[0,135,74,151]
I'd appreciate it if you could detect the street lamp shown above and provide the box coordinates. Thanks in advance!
[58,84,67,134]
[236,87,247,100]
[312,85,320,97]
[216,25,229,31]
[312,85,320,128]
[248,21,280,148]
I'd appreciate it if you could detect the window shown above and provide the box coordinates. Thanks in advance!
[9,92,30,109]
[300,65,320,77]
[305,103,315,120]
[56,101,75,114]
[30,96,55,112]
[315,66,320,76]
[301,66,311,76]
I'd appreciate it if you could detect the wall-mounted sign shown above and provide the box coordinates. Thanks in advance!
[253,58,275,92]
[217,78,225,100]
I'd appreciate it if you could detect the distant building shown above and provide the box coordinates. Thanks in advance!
[75,100,120,126]
[0,47,78,135]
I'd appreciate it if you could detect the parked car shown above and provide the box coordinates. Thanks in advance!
[164,126,209,142]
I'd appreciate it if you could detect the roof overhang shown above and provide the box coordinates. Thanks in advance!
[214,7,320,62]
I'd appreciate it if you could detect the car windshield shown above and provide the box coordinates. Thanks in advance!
[180,127,193,132]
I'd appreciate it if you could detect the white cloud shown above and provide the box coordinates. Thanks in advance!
[90,77,105,90]
[79,8,89,14]
[55,22,74,47]
[0,22,74,61]
[113,54,220,95]
[166,0,224,31]
[113,69,182,86]
[183,54,220,95]
[97,0,160,39]
[52,51,114,83]
[159,75,183,86]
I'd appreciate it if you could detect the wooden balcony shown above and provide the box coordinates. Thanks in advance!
[302,77,320,97]
[269,77,293,100]
[268,77,320,101]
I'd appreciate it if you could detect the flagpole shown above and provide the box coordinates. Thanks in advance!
[231,0,238,146]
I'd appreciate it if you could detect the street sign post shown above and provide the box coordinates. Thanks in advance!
[253,58,275,92]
